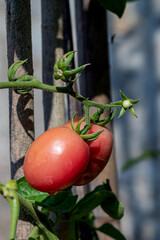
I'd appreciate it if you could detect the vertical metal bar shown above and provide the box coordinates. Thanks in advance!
[41,0,65,130]
[41,1,71,239]
[69,1,119,239]
[5,0,34,238]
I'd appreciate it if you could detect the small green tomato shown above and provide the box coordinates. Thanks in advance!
[122,100,132,109]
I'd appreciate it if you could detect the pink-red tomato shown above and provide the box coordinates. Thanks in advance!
[64,118,113,185]
[23,127,90,194]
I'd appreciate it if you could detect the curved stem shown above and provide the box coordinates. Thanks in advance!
[0,79,120,112]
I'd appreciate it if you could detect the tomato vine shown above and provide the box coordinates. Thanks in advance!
[0,51,139,240]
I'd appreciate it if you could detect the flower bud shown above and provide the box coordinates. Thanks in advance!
[122,100,132,109]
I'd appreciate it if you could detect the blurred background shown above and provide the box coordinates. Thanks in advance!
[0,0,160,239]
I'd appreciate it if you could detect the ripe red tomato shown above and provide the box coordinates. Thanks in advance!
[23,127,90,195]
[64,118,113,185]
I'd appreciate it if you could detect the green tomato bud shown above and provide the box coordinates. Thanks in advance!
[122,100,132,109]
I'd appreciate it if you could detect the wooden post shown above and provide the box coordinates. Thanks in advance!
[6,0,34,238]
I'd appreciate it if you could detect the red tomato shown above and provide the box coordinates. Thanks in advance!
[64,118,113,185]
[23,127,90,194]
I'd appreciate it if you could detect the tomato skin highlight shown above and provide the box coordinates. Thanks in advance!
[64,119,113,185]
[23,127,90,194]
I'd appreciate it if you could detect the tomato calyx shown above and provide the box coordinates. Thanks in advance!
[54,51,90,83]
[90,108,118,126]
[71,113,104,142]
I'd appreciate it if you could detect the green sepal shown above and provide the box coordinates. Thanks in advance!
[54,62,59,72]
[84,136,99,142]
[129,98,140,104]
[75,117,86,134]
[8,59,33,94]
[118,107,126,118]
[54,72,61,80]
[95,108,118,126]
[59,52,75,71]
[81,130,103,141]
[63,65,85,76]
[8,59,27,82]
[70,74,81,83]
[110,100,123,107]
[90,108,102,123]
[129,106,138,118]
[71,113,77,132]
[54,72,67,82]
[120,90,128,100]
[80,124,91,135]
[57,51,76,70]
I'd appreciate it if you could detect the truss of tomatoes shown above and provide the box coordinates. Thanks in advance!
[23,118,113,195]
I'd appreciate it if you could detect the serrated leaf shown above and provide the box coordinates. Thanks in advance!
[95,0,127,18]
[17,177,49,203]
[97,223,126,240]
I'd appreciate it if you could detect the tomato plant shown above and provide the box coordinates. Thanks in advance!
[0,49,139,240]
[64,118,113,185]
[23,126,90,195]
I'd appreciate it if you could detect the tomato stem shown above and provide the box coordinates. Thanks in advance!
[3,56,140,121]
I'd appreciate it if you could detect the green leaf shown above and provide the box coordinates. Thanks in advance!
[70,190,108,220]
[70,180,124,220]
[17,177,49,203]
[28,226,40,239]
[40,188,78,213]
[94,180,124,219]
[95,0,127,18]
[101,192,124,219]
[97,223,126,240]
[17,193,58,240]
[17,177,77,213]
